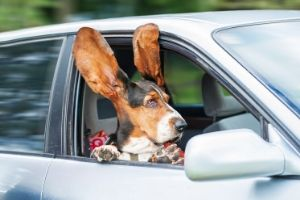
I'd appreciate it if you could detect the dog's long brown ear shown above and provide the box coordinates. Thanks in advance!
[133,23,165,88]
[73,27,127,100]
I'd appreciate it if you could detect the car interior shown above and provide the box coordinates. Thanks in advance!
[77,46,261,158]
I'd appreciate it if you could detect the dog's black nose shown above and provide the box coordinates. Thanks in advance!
[175,119,188,133]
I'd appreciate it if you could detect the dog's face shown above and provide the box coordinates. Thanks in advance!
[73,23,187,145]
[126,80,186,144]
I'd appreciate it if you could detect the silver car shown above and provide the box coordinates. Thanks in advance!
[0,10,300,200]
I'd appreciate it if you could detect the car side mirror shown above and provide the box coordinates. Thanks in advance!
[184,129,285,181]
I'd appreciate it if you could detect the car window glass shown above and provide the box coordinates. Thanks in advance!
[0,39,62,153]
[164,51,233,105]
[163,51,204,105]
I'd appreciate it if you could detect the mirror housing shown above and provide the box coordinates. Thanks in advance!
[184,129,285,181]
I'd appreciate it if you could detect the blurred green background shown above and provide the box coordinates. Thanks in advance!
[0,0,300,31]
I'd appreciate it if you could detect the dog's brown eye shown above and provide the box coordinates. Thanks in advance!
[146,99,158,108]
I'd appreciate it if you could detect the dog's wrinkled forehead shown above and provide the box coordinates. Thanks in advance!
[128,80,165,108]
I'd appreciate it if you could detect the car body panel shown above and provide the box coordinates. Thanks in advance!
[0,153,53,200]
[42,158,300,200]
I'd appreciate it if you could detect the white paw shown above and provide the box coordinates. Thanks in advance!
[91,145,120,162]
[149,144,184,164]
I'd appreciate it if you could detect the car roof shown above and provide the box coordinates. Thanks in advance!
[174,10,300,24]
[1,10,300,43]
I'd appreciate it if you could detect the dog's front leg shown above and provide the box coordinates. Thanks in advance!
[91,145,121,162]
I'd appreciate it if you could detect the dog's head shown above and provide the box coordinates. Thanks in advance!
[73,23,187,145]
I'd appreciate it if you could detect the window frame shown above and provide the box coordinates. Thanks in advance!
[45,35,74,155]
[0,36,66,156]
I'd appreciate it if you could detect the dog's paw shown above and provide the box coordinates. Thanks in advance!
[91,145,120,162]
[149,144,184,165]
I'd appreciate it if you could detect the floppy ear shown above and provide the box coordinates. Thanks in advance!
[133,23,165,88]
[73,27,128,100]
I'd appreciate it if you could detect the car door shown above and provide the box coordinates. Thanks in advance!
[0,38,63,199]
[42,31,300,200]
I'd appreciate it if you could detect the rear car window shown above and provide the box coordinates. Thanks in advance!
[0,39,62,153]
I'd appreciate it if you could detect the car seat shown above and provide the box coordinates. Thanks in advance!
[83,85,118,136]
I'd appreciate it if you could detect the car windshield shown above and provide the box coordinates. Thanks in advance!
[214,21,300,116]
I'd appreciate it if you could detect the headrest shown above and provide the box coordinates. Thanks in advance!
[202,74,245,117]
[84,85,117,135]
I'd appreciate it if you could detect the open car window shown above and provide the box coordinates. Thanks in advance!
[75,42,261,163]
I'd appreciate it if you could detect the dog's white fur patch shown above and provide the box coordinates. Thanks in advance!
[156,103,184,143]
[121,136,160,154]
[119,152,153,162]
[118,152,131,160]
